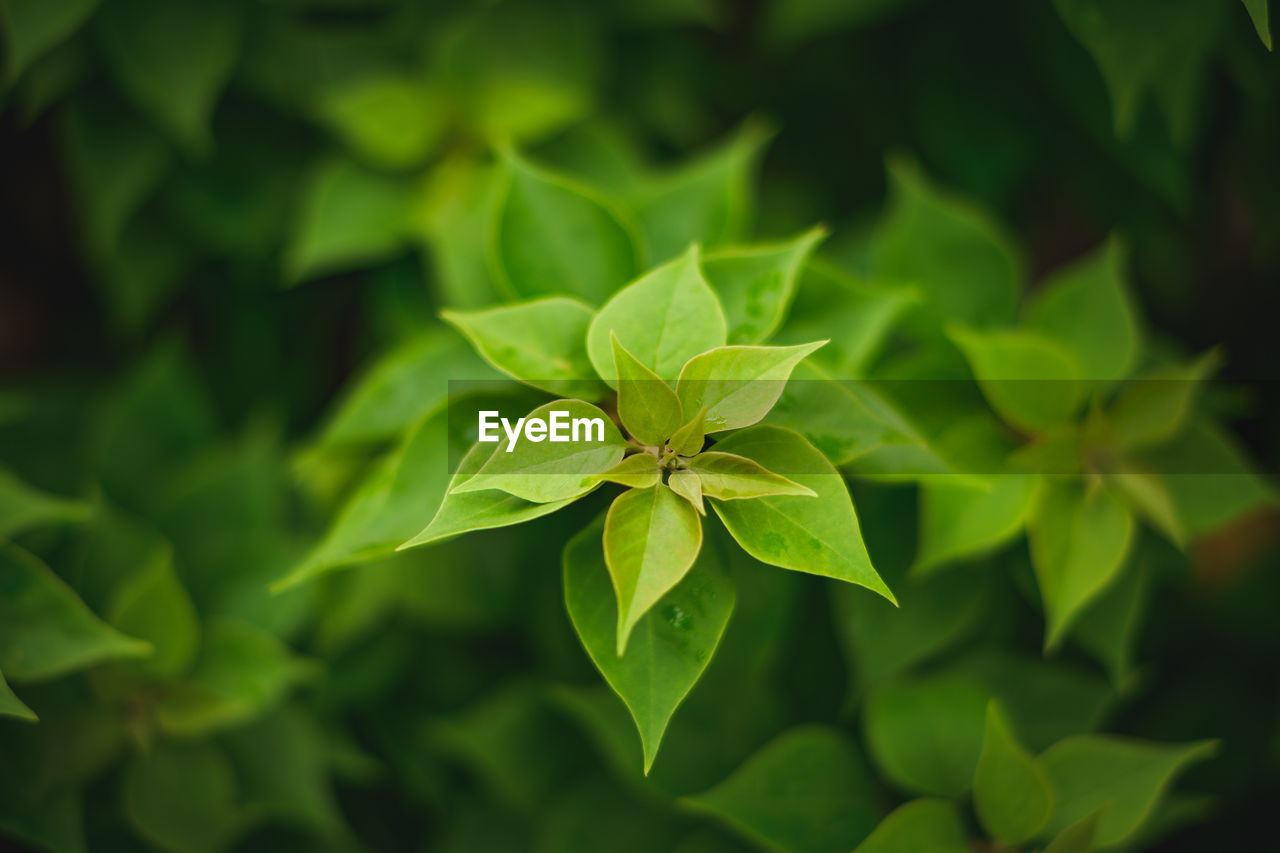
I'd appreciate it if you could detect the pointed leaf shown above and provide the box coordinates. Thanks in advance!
[604,484,703,654]
[949,326,1083,431]
[587,245,728,385]
[1025,238,1139,382]
[914,475,1039,573]
[632,123,770,264]
[711,426,893,601]
[590,453,662,489]
[667,469,705,514]
[0,544,151,681]
[99,0,242,158]
[315,73,448,169]
[443,297,607,399]
[668,408,708,456]
[1107,470,1184,545]
[0,0,99,81]
[563,514,733,772]
[0,669,35,721]
[1071,557,1147,688]
[0,466,89,538]
[690,451,815,500]
[974,701,1053,844]
[122,741,240,853]
[1029,481,1135,650]
[1108,352,1218,450]
[703,226,826,344]
[107,546,199,678]
[1242,0,1272,50]
[1040,736,1217,846]
[454,399,626,502]
[677,340,826,433]
[492,150,638,303]
[612,334,684,445]
[852,799,969,853]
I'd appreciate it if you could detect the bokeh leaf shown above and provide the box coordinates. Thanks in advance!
[122,741,240,853]
[0,669,36,721]
[315,73,448,169]
[703,227,826,345]
[0,467,89,538]
[973,700,1053,844]
[852,798,968,853]
[0,0,99,81]
[106,545,198,678]
[949,325,1083,431]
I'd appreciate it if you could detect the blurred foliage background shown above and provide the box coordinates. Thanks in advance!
[1,0,1278,851]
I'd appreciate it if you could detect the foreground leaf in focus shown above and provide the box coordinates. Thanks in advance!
[564,514,733,772]
[613,334,684,445]
[690,451,814,501]
[711,426,893,601]
[603,484,703,654]
[682,726,882,853]
[676,340,827,433]
[0,544,151,680]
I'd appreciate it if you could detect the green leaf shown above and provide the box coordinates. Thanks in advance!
[702,227,827,345]
[1107,352,1218,451]
[682,726,882,853]
[604,484,704,654]
[0,0,99,81]
[0,669,36,721]
[690,452,815,501]
[563,514,734,772]
[453,399,626,503]
[914,475,1040,573]
[590,453,662,489]
[99,0,241,158]
[400,440,577,549]
[1106,470,1184,545]
[107,545,199,678]
[0,544,151,681]
[974,701,1053,844]
[711,426,894,602]
[587,245,728,385]
[0,466,89,538]
[491,150,639,303]
[676,341,827,433]
[314,73,448,169]
[314,327,495,449]
[869,157,1021,331]
[443,297,607,399]
[155,619,314,735]
[632,122,770,265]
[122,741,240,853]
[285,157,415,283]
[1071,556,1147,688]
[613,334,684,445]
[415,154,505,309]
[667,469,705,515]
[1029,481,1135,650]
[949,325,1083,431]
[1043,809,1102,853]
[852,799,969,853]
[1025,239,1139,382]
[1039,736,1217,846]
[667,409,708,456]
[1242,0,1273,49]
[863,673,988,797]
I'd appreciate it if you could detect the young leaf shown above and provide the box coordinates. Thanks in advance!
[676,340,826,433]
[690,451,815,501]
[1242,0,1272,50]
[590,453,661,489]
[974,700,1053,844]
[587,245,728,385]
[949,325,1083,431]
[563,514,734,773]
[914,476,1039,574]
[612,333,684,445]
[667,469,705,514]
[1039,736,1217,847]
[98,0,242,158]
[107,546,200,678]
[0,466,90,539]
[863,673,989,796]
[0,0,99,81]
[702,226,827,345]
[631,122,770,264]
[1106,470,1184,545]
[852,799,969,853]
[492,150,639,303]
[869,157,1021,331]
[1025,238,1139,382]
[0,669,36,722]
[122,741,240,853]
[604,484,703,654]
[682,726,882,853]
[1029,481,1135,650]
[667,408,708,456]
[443,297,607,399]
[0,544,151,681]
[453,399,626,503]
[710,426,894,602]
[401,439,578,550]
